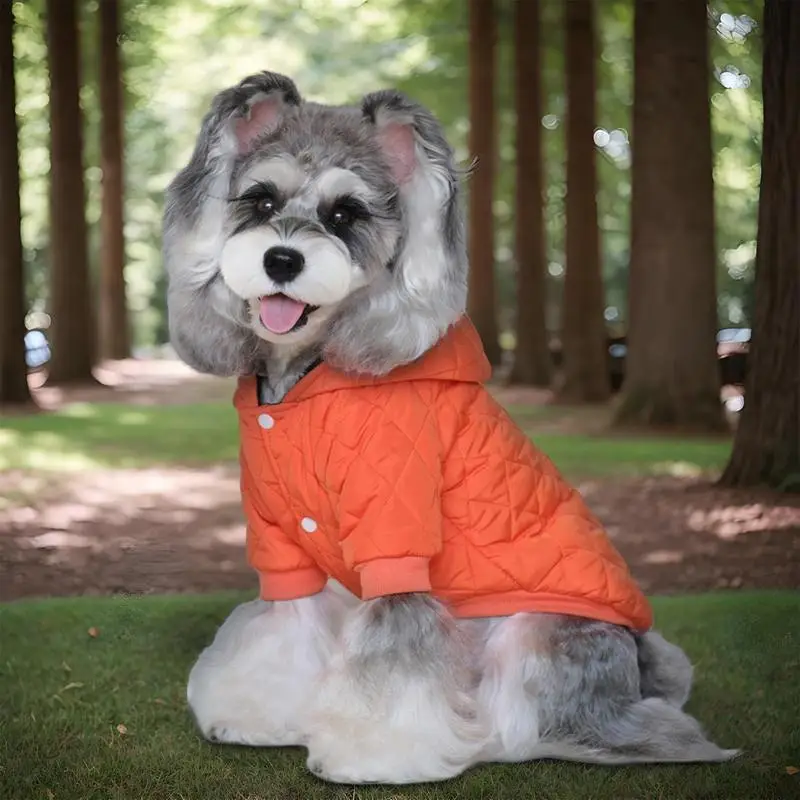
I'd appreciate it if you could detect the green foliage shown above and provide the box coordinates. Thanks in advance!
[11,0,765,346]
[1,591,798,799]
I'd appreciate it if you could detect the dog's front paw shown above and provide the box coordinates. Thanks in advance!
[306,724,466,785]
[303,682,484,784]
[200,721,304,748]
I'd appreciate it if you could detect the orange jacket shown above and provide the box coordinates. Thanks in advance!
[235,318,653,631]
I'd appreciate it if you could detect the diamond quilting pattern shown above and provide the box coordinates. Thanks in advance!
[235,317,653,630]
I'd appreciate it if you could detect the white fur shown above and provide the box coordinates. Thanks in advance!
[475,615,548,763]
[188,592,736,783]
[220,227,355,308]
[302,601,487,784]
[390,140,452,299]
[240,156,306,196]
[187,587,352,747]
[313,167,375,204]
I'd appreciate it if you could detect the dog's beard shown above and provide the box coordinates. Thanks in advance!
[220,226,367,346]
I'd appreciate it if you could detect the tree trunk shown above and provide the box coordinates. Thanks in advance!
[467,0,501,366]
[0,0,33,407]
[559,0,609,403]
[98,0,130,360]
[46,0,95,385]
[720,0,800,490]
[614,0,723,430]
[509,0,552,387]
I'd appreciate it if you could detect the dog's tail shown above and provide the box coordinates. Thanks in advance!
[635,630,694,709]
[530,631,739,765]
[530,697,739,764]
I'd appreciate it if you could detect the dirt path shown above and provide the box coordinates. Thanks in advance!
[2,465,798,602]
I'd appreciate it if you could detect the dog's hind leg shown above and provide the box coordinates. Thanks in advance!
[187,583,352,747]
[476,614,738,765]
[304,594,488,784]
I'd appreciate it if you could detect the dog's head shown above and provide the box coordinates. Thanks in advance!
[163,71,467,378]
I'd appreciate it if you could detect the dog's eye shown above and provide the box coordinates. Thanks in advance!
[256,197,277,218]
[330,206,353,228]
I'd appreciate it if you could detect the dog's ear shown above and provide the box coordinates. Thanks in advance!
[322,90,468,376]
[360,89,468,301]
[163,72,301,376]
[214,71,302,155]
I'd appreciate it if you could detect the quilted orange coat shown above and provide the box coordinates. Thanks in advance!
[235,317,653,631]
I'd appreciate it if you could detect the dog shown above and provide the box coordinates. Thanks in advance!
[163,71,737,785]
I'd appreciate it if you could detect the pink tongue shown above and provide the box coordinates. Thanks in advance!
[259,295,307,334]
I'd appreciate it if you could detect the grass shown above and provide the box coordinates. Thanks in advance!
[0,401,732,479]
[1,591,798,800]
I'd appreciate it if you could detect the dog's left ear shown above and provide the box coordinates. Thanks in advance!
[361,89,467,294]
[323,90,468,376]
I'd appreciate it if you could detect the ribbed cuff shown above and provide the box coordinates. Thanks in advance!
[358,556,432,599]
[258,566,327,601]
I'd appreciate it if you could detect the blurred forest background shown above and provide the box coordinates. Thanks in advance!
[0,0,797,493]
[0,0,797,612]
[2,8,799,793]
[9,0,761,349]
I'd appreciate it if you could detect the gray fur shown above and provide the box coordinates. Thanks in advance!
[164,71,301,377]
[343,594,480,701]
[474,613,737,765]
[163,73,467,391]
[322,90,468,376]
[636,630,694,708]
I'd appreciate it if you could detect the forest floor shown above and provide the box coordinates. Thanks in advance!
[1,359,798,602]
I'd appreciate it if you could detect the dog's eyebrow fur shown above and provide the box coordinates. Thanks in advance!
[313,167,375,204]
[236,156,306,198]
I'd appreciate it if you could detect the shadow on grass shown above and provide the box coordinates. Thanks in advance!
[0,481,255,601]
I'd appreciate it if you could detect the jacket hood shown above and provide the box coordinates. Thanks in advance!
[236,316,492,408]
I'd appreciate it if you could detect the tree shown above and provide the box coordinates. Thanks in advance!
[720,0,799,490]
[46,0,95,384]
[508,0,551,387]
[98,0,130,360]
[559,0,609,403]
[614,0,723,429]
[0,0,33,407]
[467,0,501,366]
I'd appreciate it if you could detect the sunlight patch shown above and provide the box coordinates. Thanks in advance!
[643,550,684,565]
[689,504,800,539]
[62,403,98,419]
[118,411,149,426]
[653,461,705,478]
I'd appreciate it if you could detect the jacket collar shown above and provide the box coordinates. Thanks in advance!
[236,316,492,410]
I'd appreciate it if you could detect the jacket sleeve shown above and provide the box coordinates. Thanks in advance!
[241,456,327,601]
[338,389,443,599]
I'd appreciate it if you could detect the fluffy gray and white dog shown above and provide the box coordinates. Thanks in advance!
[163,71,736,784]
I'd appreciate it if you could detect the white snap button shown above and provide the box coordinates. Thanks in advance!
[300,517,318,534]
[257,413,274,430]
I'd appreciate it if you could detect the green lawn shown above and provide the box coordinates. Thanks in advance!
[0,402,732,479]
[1,592,798,800]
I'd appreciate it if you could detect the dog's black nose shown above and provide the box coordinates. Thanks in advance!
[263,246,304,283]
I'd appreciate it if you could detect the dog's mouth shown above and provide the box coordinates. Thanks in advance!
[258,294,319,335]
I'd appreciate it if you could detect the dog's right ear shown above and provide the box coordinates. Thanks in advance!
[209,71,303,156]
[162,71,302,377]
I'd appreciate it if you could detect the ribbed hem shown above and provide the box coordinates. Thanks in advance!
[359,556,432,600]
[258,567,327,601]
[446,590,653,632]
